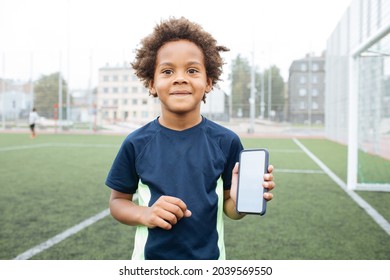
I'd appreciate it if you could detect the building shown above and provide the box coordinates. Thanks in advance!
[0,78,32,123]
[200,87,229,121]
[96,63,229,125]
[287,54,325,124]
[70,89,96,123]
[96,63,160,125]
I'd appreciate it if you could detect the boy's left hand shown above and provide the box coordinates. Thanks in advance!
[230,163,275,206]
[262,165,275,201]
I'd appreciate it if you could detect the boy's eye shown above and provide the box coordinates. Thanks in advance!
[188,68,199,74]
[162,69,173,75]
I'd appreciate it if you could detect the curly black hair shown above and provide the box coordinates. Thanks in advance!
[131,17,229,98]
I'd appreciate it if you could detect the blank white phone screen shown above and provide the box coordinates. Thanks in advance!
[237,150,266,214]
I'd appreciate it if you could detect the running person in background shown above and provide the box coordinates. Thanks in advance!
[29,108,39,138]
[105,17,276,260]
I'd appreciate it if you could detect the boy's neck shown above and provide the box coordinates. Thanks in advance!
[158,112,202,131]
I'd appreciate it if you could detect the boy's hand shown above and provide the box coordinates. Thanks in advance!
[263,165,275,201]
[143,196,192,230]
[230,163,275,206]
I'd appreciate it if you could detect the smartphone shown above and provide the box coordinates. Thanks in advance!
[236,149,269,215]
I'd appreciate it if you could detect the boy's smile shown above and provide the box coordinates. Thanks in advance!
[149,39,212,128]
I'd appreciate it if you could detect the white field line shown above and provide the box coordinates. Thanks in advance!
[0,143,119,152]
[14,209,110,260]
[14,193,140,260]
[0,143,53,151]
[2,142,117,260]
[271,149,304,153]
[277,168,325,174]
[293,138,390,236]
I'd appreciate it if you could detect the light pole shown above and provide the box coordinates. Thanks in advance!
[249,45,256,134]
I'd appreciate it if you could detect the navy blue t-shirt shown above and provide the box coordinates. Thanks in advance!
[105,117,243,260]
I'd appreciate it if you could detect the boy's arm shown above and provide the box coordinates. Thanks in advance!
[223,163,246,220]
[109,189,191,230]
[223,190,246,220]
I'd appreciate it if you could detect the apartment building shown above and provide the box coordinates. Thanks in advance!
[96,63,160,125]
[288,54,325,124]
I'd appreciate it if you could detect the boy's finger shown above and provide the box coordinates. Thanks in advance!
[161,196,190,216]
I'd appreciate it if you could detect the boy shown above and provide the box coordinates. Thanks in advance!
[105,17,275,260]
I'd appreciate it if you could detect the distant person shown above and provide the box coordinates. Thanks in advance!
[105,17,276,260]
[29,108,39,138]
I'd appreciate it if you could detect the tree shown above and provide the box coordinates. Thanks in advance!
[260,65,285,120]
[229,54,251,118]
[229,55,285,121]
[34,72,68,118]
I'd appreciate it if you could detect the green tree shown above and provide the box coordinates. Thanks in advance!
[34,72,68,118]
[229,54,251,118]
[229,55,285,120]
[261,65,285,120]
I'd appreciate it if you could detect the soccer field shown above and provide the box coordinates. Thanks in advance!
[0,133,389,260]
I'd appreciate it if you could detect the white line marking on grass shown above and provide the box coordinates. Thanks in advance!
[0,143,52,152]
[14,209,110,260]
[0,143,119,152]
[13,194,138,259]
[277,168,325,174]
[293,138,390,236]
[272,149,304,153]
[48,143,120,148]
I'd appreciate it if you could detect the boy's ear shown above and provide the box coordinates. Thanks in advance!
[148,81,157,96]
[205,78,213,93]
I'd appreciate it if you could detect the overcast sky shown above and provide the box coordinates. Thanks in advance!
[0,0,352,91]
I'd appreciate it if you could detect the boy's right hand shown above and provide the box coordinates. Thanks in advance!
[143,196,192,230]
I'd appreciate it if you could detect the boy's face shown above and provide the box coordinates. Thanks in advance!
[150,39,212,116]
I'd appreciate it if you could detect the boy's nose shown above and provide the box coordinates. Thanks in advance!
[173,73,188,84]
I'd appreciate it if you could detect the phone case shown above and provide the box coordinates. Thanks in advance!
[236,148,269,215]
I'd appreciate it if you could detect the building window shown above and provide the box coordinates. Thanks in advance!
[113,87,118,93]
[131,74,138,81]
[141,111,148,118]
[132,99,138,105]
[103,87,109,93]
[300,76,306,84]
[112,75,118,82]
[123,75,128,81]
[132,86,138,93]
[312,101,319,110]
[142,99,148,105]
[299,101,305,110]
[123,99,128,105]
[113,99,118,106]
[103,75,109,82]
[312,63,319,71]
[301,63,307,71]
[312,89,318,97]
[312,75,318,84]
[299,88,307,96]
[123,87,128,93]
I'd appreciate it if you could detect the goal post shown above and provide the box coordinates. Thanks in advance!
[348,21,390,191]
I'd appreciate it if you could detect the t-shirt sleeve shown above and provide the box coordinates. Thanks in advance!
[222,134,244,190]
[105,139,139,194]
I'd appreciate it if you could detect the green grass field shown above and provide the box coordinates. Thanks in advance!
[0,133,389,260]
